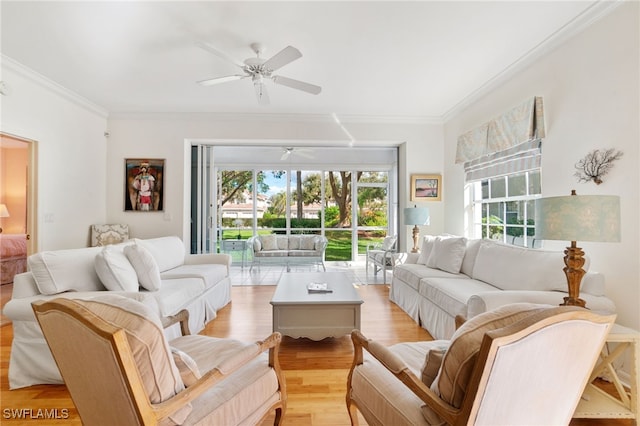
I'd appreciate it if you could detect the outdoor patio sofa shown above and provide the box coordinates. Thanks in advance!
[247,234,328,272]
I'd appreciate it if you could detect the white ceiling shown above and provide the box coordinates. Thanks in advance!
[1,1,615,120]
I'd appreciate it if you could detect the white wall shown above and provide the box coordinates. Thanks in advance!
[105,114,444,251]
[0,58,109,250]
[443,2,639,331]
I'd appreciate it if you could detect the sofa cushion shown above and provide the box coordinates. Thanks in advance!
[288,235,301,250]
[94,246,139,292]
[28,246,106,295]
[125,244,162,291]
[472,240,567,291]
[427,236,467,274]
[254,250,289,258]
[288,250,320,257]
[160,264,228,290]
[149,278,205,317]
[261,235,277,251]
[393,264,461,291]
[419,277,499,321]
[135,237,185,272]
[432,303,549,409]
[300,235,316,250]
[460,239,482,277]
[417,235,436,265]
[276,236,289,250]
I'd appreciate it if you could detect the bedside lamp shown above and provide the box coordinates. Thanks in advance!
[535,190,620,308]
[0,204,9,233]
[404,205,430,253]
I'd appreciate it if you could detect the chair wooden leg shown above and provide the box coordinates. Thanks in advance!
[273,406,284,426]
[346,397,360,426]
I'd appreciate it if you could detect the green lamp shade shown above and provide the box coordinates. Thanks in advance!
[404,207,430,226]
[535,195,620,242]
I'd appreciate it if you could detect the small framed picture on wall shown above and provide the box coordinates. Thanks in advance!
[410,174,442,201]
[124,158,165,211]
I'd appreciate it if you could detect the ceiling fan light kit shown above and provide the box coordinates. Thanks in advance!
[197,42,322,105]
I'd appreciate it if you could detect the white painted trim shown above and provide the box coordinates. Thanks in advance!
[442,0,624,122]
[108,111,441,125]
[1,54,109,119]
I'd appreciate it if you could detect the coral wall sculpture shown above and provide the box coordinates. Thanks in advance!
[574,148,623,185]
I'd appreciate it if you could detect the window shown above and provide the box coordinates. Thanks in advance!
[190,145,397,262]
[468,169,541,248]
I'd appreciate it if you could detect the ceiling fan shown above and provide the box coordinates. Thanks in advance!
[281,147,314,160]
[197,42,322,105]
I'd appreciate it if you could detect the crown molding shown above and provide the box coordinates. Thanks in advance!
[442,0,625,123]
[1,54,109,119]
[108,111,441,125]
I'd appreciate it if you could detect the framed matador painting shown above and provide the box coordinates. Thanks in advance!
[125,159,164,211]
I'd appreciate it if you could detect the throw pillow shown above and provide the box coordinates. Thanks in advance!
[417,235,436,265]
[301,235,316,250]
[75,295,190,423]
[427,236,467,274]
[421,341,450,387]
[171,347,201,387]
[288,235,301,250]
[261,235,277,251]
[381,236,397,251]
[432,303,550,408]
[124,244,162,291]
[276,236,289,250]
[94,246,139,292]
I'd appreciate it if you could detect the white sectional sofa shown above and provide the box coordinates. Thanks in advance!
[3,236,232,389]
[390,236,617,340]
[247,234,328,271]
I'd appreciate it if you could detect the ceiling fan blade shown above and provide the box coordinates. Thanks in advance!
[255,82,270,105]
[272,75,322,95]
[196,41,245,68]
[280,149,292,160]
[296,149,315,159]
[262,46,302,71]
[197,75,245,86]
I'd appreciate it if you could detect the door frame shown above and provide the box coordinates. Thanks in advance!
[0,132,38,254]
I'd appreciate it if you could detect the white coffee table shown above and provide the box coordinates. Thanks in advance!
[270,272,364,340]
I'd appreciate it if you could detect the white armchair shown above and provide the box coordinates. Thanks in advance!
[365,235,398,283]
[346,304,615,426]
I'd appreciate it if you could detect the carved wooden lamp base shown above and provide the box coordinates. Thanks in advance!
[561,241,587,308]
[411,225,420,253]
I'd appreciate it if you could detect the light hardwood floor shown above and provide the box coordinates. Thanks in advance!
[0,283,631,425]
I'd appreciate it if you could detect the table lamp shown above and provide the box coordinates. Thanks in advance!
[535,190,620,307]
[404,205,430,253]
[0,204,9,233]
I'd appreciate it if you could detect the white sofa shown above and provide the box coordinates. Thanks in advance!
[247,234,328,271]
[390,236,617,340]
[3,236,232,389]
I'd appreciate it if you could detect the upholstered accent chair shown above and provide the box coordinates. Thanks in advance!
[346,304,615,426]
[365,235,398,283]
[32,295,286,425]
[90,223,130,246]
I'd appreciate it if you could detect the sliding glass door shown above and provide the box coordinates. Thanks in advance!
[190,145,397,262]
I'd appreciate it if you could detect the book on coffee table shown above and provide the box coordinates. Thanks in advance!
[307,282,333,293]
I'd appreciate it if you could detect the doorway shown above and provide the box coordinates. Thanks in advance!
[0,132,37,284]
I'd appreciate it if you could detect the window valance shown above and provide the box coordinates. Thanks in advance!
[455,96,545,164]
